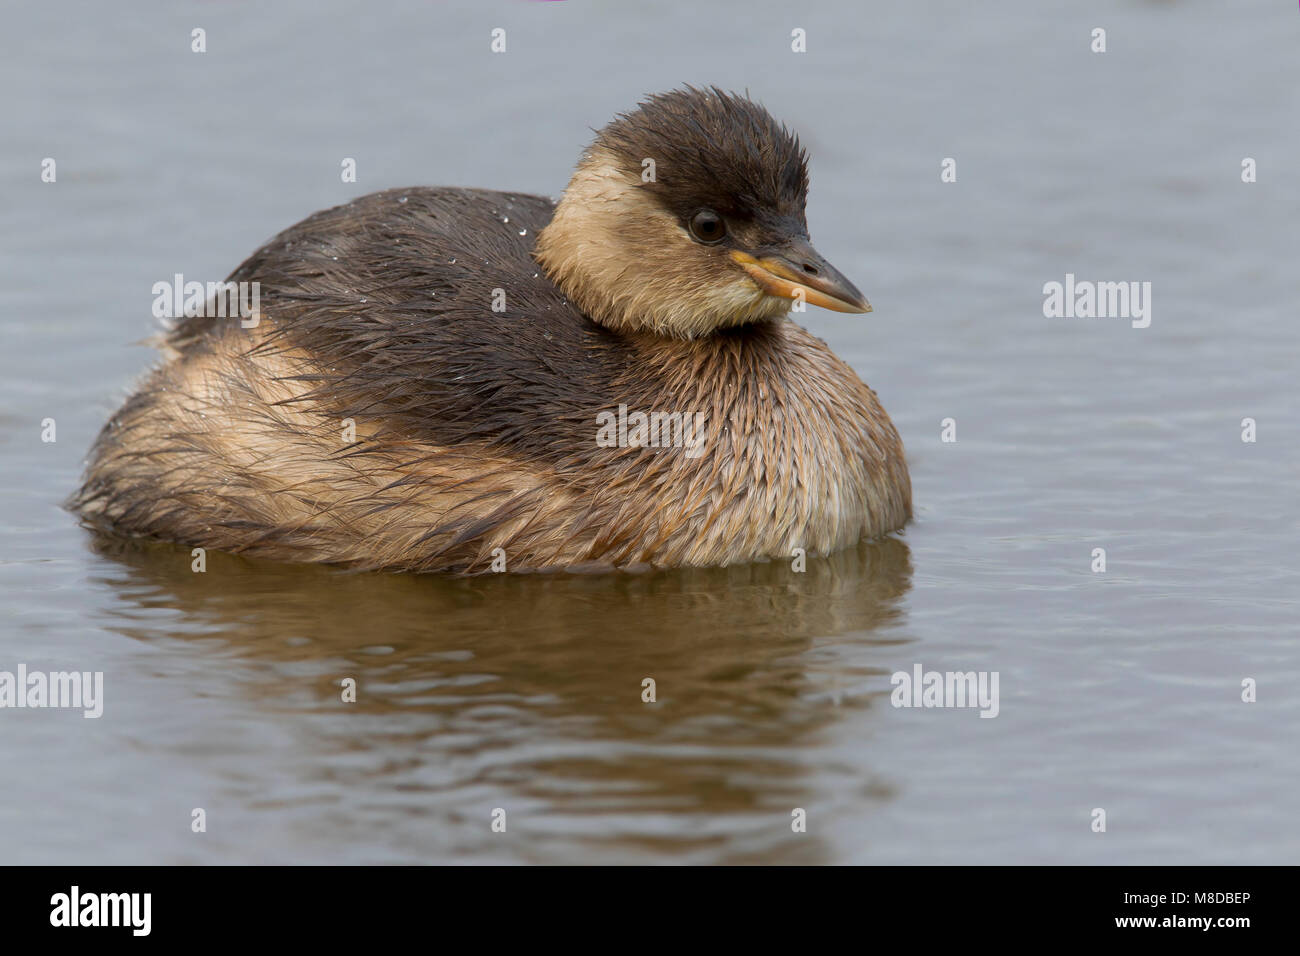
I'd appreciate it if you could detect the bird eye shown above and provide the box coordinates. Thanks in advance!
[688,209,727,244]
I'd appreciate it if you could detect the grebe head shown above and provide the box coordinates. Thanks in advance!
[535,86,871,340]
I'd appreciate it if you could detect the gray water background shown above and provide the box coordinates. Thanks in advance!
[0,0,1296,864]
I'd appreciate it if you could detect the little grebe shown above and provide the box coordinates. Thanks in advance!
[73,88,911,572]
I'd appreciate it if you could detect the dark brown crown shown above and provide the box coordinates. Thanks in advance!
[593,87,810,225]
